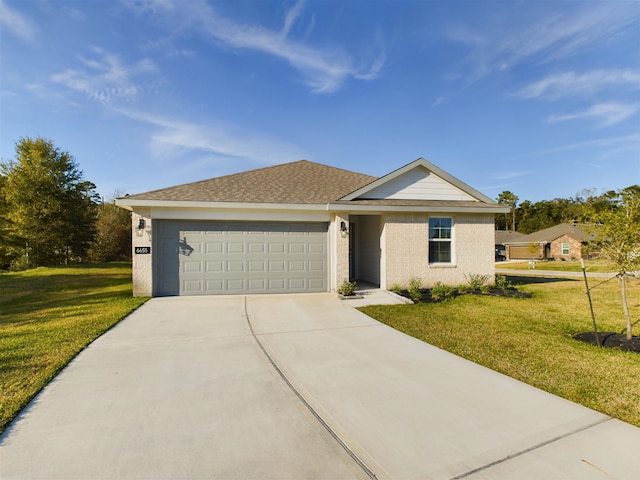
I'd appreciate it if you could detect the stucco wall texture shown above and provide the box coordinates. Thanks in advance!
[131,209,153,297]
[333,212,350,291]
[382,213,495,289]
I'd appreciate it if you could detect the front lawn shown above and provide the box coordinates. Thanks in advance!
[360,275,640,426]
[0,263,148,433]
[497,259,613,273]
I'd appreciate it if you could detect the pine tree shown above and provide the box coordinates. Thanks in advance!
[1,137,98,268]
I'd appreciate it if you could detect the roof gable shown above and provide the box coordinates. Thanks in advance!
[340,158,496,204]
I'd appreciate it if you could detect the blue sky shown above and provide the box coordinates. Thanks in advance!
[1,0,638,203]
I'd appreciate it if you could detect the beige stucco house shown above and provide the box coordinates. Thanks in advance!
[116,158,508,296]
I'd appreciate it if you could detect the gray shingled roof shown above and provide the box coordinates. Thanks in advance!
[124,160,377,204]
[525,223,595,243]
[500,223,595,245]
[495,230,528,245]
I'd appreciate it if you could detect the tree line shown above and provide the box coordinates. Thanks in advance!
[1,136,637,276]
[495,186,640,233]
[0,137,131,270]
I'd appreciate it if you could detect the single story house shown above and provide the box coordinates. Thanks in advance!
[501,223,596,261]
[116,158,508,296]
[494,230,528,260]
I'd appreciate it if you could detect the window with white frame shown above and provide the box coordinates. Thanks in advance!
[561,242,570,255]
[429,217,452,263]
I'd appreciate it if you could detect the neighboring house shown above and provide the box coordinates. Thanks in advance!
[116,158,508,296]
[501,223,596,261]
[495,230,528,261]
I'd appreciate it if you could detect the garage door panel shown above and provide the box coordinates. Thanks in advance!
[248,279,266,290]
[227,261,245,272]
[289,261,305,272]
[227,243,244,253]
[248,243,265,253]
[308,278,325,289]
[227,279,246,291]
[289,243,305,253]
[206,242,223,253]
[309,261,326,272]
[288,278,305,289]
[206,261,223,272]
[183,280,202,293]
[154,221,328,295]
[206,280,224,292]
[269,243,285,253]
[269,261,285,271]
[249,261,265,272]
[309,243,325,254]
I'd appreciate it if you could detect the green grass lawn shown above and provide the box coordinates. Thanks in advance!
[497,259,614,273]
[0,263,148,433]
[360,275,640,426]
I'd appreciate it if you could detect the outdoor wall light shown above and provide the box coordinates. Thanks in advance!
[340,221,348,238]
[136,218,145,237]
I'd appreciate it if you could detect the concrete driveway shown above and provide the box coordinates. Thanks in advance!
[2,294,639,479]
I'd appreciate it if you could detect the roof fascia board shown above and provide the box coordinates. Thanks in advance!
[116,199,329,211]
[340,158,498,204]
[327,203,509,214]
[115,198,509,215]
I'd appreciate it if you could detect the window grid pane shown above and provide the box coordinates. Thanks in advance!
[429,241,451,263]
[429,217,452,263]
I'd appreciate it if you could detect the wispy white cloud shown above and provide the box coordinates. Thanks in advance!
[122,0,383,93]
[282,0,304,37]
[141,36,195,58]
[0,0,37,44]
[547,103,638,127]
[517,70,640,100]
[50,48,157,105]
[115,108,307,165]
[62,6,86,22]
[448,3,637,83]
[533,133,640,156]
[493,170,533,181]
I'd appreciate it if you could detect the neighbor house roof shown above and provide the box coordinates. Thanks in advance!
[502,223,595,245]
[525,223,595,243]
[122,160,376,204]
[495,230,528,245]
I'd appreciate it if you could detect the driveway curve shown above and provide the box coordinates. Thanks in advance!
[2,293,640,479]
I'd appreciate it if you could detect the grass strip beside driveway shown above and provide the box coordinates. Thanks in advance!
[360,275,640,427]
[0,263,148,433]
[496,259,614,273]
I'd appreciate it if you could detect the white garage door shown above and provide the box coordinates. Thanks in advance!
[154,221,329,296]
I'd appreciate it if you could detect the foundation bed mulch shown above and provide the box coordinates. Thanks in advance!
[574,332,640,352]
[398,287,532,304]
